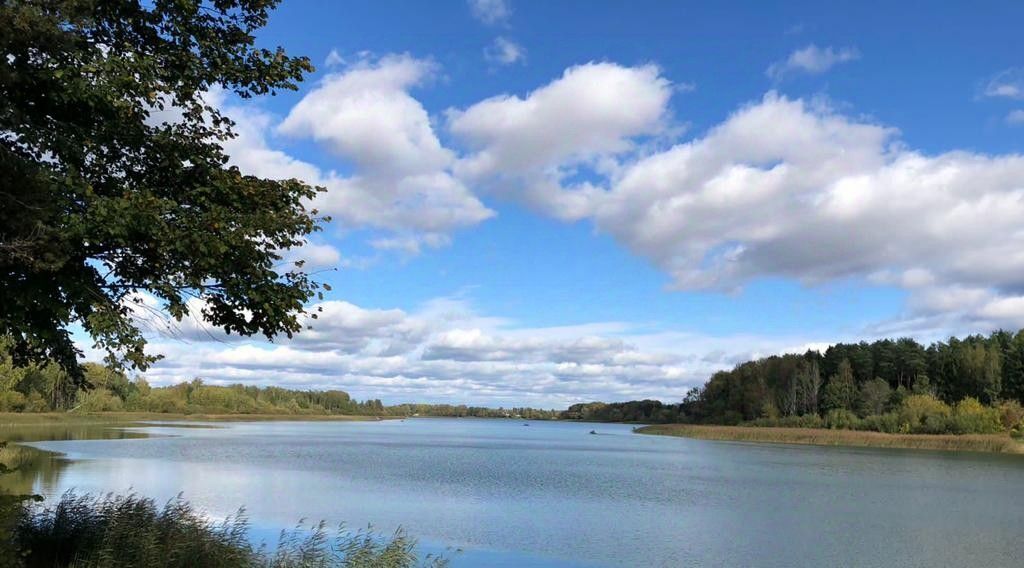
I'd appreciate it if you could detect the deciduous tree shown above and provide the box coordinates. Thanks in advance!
[0,0,326,386]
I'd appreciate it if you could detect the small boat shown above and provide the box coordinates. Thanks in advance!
[589,430,597,435]
[523,423,530,426]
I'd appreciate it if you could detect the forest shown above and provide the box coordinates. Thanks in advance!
[564,330,1024,437]
[6,331,1024,436]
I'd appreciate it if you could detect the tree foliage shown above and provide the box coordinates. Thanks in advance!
[579,329,1024,436]
[0,0,325,386]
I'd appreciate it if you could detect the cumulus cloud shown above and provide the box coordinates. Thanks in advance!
[443,62,1024,332]
[217,55,494,250]
[1007,109,1024,125]
[984,68,1024,99]
[449,62,672,218]
[484,37,526,65]
[136,295,827,407]
[138,57,1024,402]
[468,0,510,25]
[766,44,860,80]
[586,93,1024,320]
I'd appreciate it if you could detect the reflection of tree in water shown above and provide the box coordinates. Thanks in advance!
[0,423,150,496]
[0,443,68,496]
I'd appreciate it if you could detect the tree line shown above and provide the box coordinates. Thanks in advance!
[563,330,1024,436]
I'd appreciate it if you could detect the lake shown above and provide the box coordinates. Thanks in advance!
[4,418,1024,567]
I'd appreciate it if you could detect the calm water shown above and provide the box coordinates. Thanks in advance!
[4,418,1024,567]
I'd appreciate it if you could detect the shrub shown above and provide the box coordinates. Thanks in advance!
[856,412,901,434]
[946,397,1002,435]
[897,394,951,434]
[0,391,26,412]
[997,400,1024,431]
[141,389,190,414]
[824,409,860,430]
[24,392,49,413]
[75,388,124,412]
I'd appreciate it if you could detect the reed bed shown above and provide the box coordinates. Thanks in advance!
[636,424,1024,454]
[5,492,447,568]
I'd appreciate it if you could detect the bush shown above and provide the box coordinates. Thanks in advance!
[75,388,124,412]
[856,412,901,434]
[141,389,190,414]
[946,397,1002,434]
[824,409,860,430]
[0,391,26,412]
[897,394,951,434]
[997,400,1024,431]
[23,392,49,413]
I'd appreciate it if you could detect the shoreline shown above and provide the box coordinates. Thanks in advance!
[0,412,387,428]
[635,423,1024,454]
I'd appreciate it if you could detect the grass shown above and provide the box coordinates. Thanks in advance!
[6,492,447,568]
[636,423,1024,454]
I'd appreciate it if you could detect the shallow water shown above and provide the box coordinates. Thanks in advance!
[4,418,1024,567]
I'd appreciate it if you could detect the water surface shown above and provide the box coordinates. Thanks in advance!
[4,418,1024,567]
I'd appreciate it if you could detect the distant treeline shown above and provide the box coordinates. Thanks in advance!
[388,403,559,420]
[0,338,557,418]
[564,330,1024,437]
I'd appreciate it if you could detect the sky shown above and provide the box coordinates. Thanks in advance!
[114,0,1024,408]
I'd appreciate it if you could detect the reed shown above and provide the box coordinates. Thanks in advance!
[9,492,447,568]
[636,424,1024,454]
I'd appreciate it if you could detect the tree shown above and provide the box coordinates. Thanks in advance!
[1004,331,1024,401]
[960,341,1002,404]
[0,0,325,387]
[822,359,858,412]
[858,377,891,417]
[794,360,822,415]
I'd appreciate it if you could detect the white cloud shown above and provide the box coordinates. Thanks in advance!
[217,55,493,249]
[984,68,1024,99]
[449,62,672,218]
[1007,109,1024,125]
[484,37,526,65]
[446,68,1024,332]
[468,0,510,25]
[138,295,829,407]
[281,241,342,272]
[766,44,860,80]
[324,49,345,68]
[279,55,450,175]
[588,94,1024,308]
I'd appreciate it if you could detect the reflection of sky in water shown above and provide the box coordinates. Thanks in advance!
[6,419,1024,567]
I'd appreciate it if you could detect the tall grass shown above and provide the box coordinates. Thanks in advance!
[11,492,447,568]
[637,424,1024,454]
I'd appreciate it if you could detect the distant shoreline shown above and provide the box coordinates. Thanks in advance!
[0,412,387,428]
[635,423,1024,454]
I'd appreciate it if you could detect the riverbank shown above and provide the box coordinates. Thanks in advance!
[636,423,1024,454]
[0,412,385,427]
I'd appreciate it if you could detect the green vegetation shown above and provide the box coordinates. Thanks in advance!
[3,491,446,568]
[596,330,1024,438]
[568,331,1024,454]
[386,404,559,420]
[562,400,682,423]
[1,0,326,387]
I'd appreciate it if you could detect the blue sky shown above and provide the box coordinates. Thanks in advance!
[126,0,1024,407]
